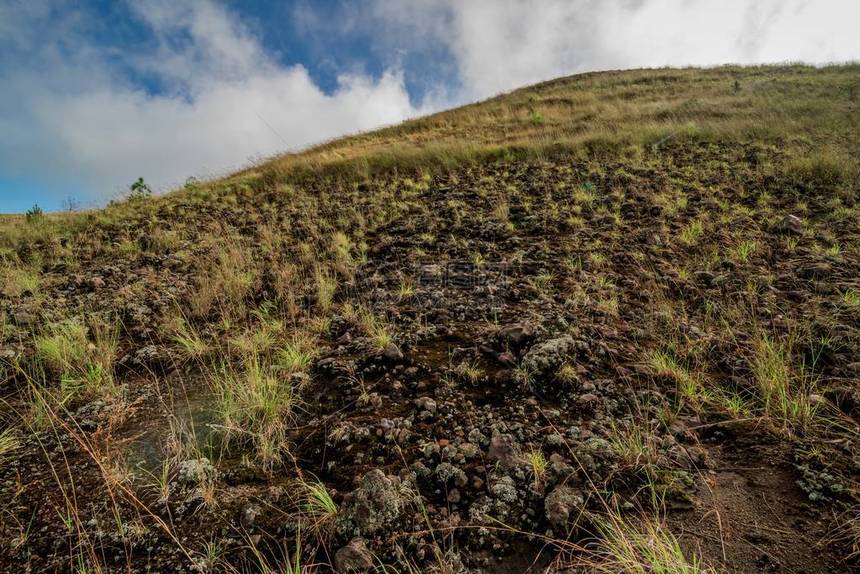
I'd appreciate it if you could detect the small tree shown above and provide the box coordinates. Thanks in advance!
[129,177,152,201]
[62,196,80,212]
[25,204,43,223]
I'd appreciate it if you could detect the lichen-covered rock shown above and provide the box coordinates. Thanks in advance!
[337,469,411,537]
[435,462,468,487]
[174,458,217,488]
[544,486,584,528]
[520,335,576,391]
[490,475,518,503]
[335,537,374,573]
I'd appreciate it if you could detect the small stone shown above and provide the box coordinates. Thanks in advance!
[496,322,535,348]
[447,488,461,503]
[382,344,403,362]
[335,537,374,573]
[577,393,600,407]
[415,396,437,414]
[776,214,804,236]
[239,502,261,530]
[496,352,517,367]
[488,433,521,468]
[337,331,353,345]
[336,470,407,537]
[694,271,715,287]
[521,335,577,388]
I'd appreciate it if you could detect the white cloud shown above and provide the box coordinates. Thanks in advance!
[0,0,428,206]
[367,0,860,99]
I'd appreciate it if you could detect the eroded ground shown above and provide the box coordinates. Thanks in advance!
[1,66,860,573]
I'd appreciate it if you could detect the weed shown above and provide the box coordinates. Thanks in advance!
[735,240,757,263]
[679,220,704,246]
[212,353,297,467]
[525,448,547,487]
[35,317,119,400]
[591,511,711,573]
[750,332,820,434]
[1,266,40,298]
[0,428,21,461]
[842,288,860,307]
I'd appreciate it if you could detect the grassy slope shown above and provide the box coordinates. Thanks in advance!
[1,64,860,573]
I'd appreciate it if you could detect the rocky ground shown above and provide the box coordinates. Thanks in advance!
[1,66,860,573]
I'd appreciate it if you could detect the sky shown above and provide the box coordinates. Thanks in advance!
[1,0,859,213]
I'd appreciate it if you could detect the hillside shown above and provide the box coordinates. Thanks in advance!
[2,64,860,573]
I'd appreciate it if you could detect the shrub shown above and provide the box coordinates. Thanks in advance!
[786,150,851,191]
[25,204,43,223]
[129,177,152,201]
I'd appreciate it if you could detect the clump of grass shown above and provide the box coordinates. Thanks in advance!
[358,309,393,352]
[275,340,315,374]
[397,277,415,301]
[315,267,337,311]
[0,428,21,461]
[786,148,851,191]
[591,511,711,574]
[734,240,757,263]
[1,266,40,298]
[213,353,299,467]
[607,421,658,473]
[649,351,706,406]
[557,363,580,385]
[455,359,484,383]
[842,288,860,307]
[750,332,819,434]
[525,448,547,488]
[827,242,842,256]
[493,197,511,226]
[678,220,704,246]
[192,242,258,318]
[171,316,210,362]
[331,231,355,276]
[35,317,119,400]
[300,478,338,531]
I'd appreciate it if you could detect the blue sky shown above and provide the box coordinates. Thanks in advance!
[1,0,858,213]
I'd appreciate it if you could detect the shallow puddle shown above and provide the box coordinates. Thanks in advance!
[125,383,224,474]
